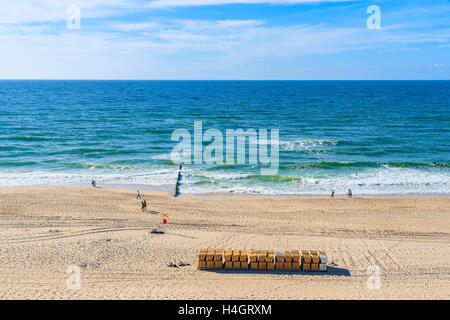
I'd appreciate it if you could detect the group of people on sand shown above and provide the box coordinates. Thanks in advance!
[136,190,147,212]
[91,182,148,212]
[330,188,353,198]
[330,172,357,198]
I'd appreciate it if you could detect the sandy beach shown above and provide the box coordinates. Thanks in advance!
[0,186,448,300]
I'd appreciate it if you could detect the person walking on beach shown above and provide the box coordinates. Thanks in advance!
[136,190,141,200]
[347,188,352,198]
[331,190,335,198]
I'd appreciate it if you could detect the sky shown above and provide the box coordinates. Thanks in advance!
[0,0,449,80]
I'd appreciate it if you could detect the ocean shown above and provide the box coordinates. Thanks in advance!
[0,80,449,195]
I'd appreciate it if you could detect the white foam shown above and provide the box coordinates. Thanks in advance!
[278,139,338,151]
[0,165,448,195]
[0,169,178,188]
[149,154,172,160]
[180,166,450,195]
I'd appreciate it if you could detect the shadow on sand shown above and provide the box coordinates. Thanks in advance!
[202,266,350,277]
[165,232,198,239]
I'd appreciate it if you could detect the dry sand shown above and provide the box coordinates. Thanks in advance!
[0,186,449,300]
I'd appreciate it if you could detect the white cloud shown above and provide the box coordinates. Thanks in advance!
[0,0,357,24]
[112,22,162,32]
[146,0,357,8]
[217,19,266,28]
[105,19,449,56]
[0,0,133,24]
[0,1,447,79]
[2,18,446,71]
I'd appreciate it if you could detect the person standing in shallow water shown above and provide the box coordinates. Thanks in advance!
[347,189,352,198]
[331,190,335,198]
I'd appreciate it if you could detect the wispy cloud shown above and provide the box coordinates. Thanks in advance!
[0,0,448,79]
[112,22,162,32]
[0,0,132,24]
[0,0,357,24]
[4,17,446,57]
[146,0,358,8]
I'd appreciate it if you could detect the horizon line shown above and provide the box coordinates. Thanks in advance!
[0,79,449,81]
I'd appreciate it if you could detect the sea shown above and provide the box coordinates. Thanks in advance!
[0,80,449,195]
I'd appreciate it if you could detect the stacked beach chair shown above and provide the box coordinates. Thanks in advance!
[301,250,327,271]
[198,248,328,272]
[198,248,223,269]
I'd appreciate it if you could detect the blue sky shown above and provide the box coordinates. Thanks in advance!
[0,0,449,79]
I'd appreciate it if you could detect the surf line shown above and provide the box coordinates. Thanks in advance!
[173,164,182,197]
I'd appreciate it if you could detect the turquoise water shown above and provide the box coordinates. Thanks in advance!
[0,80,449,195]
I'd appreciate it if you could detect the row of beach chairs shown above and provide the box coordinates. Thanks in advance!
[198,249,328,272]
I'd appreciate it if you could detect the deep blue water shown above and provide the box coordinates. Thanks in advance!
[0,80,449,195]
